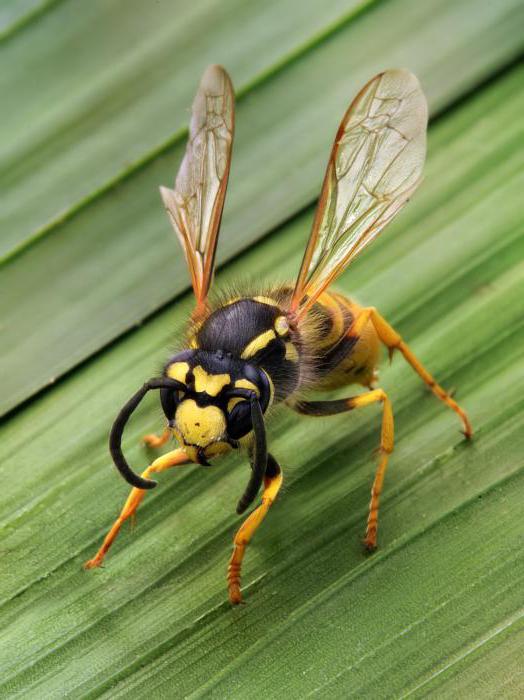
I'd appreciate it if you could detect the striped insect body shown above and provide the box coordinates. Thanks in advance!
[85,65,472,606]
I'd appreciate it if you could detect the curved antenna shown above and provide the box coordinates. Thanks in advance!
[109,378,185,490]
[236,394,267,514]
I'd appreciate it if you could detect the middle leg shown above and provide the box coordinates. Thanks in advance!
[143,425,171,448]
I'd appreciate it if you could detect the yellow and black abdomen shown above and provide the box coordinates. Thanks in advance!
[303,291,380,391]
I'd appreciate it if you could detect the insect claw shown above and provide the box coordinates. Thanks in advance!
[363,538,377,553]
[228,587,244,605]
[84,556,104,570]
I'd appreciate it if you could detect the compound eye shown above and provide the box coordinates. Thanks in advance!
[227,401,252,440]
[160,387,183,421]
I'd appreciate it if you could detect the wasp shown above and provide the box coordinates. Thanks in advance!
[85,65,472,604]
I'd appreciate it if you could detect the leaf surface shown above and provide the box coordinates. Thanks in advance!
[1,55,523,697]
[2,0,524,415]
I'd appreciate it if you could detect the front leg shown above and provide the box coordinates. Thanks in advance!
[228,454,283,605]
[84,448,190,569]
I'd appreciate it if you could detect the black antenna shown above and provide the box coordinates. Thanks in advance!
[236,394,267,514]
[109,378,185,489]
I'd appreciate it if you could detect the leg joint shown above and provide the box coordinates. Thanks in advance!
[375,389,387,403]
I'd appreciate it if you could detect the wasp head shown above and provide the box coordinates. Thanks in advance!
[161,349,272,464]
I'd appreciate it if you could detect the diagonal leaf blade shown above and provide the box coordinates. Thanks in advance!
[1,59,523,697]
[2,0,523,417]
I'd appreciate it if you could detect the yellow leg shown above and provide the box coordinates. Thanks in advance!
[84,448,190,569]
[227,466,283,605]
[348,390,395,550]
[293,390,393,551]
[143,426,171,448]
[349,307,472,438]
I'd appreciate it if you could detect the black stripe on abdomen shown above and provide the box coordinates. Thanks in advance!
[315,334,359,377]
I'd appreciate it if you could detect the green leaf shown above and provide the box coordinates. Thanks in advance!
[1,41,523,697]
[0,0,55,39]
[2,0,524,416]
[0,0,369,257]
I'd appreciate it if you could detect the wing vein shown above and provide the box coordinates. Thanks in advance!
[160,66,235,315]
[290,70,428,318]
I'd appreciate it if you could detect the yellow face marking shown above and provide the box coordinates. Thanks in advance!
[204,442,231,458]
[193,365,231,396]
[285,341,299,362]
[189,337,199,349]
[166,361,190,383]
[274,316,289,336]
[240,329,276,359]
[252,295,280,307]
[175,399,227,447]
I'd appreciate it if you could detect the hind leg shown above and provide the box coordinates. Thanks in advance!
[348,307,472,438]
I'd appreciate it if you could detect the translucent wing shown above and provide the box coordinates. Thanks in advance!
[160,65,234,317]
[290,69,427,319]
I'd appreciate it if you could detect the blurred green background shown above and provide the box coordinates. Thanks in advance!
[1,0,523,697]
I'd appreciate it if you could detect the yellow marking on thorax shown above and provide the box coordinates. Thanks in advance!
[175,400,226,447]
[187,317,204,349]
[223,296,242,307]
[285,342,299,362]
[252,296,280,307]
[167,361,190,383]
[240,330,276,359]
[274,316,289,336]
[193,365,231,396]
